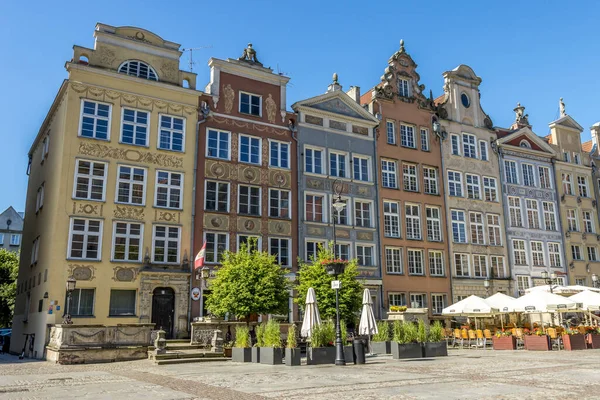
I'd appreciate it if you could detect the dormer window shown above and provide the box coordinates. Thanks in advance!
[118,60,158,81]
[519,140,531,149]
[398,79,410,97]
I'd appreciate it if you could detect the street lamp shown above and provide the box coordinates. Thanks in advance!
[63,276,76,324]
[592,273,599,288]
[541,271,558,294]
[197,266,210,317]
[483,278,490,296]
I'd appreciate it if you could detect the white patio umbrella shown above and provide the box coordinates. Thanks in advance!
[301,287,321,338]
[358,289,378,336]
[513,291,579,330]
[568,290,600,326]
[485,293,517,329]
[442,295,498,330]
[525,284,600,294]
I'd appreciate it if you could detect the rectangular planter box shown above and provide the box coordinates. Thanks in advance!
[251,347,260,363]
[371,341,391,355]
[524,335,550,351]
[422,342,448,357]
[231,347,251,363]
[260,347,283,365]
[562,334,587,351]
[285,347,301,366]
[307,347,335,365]
[391,342,422,359]
[586,334,600,349]
[493,336,517,350]
[344,345,355,364]
[224,348,232,357]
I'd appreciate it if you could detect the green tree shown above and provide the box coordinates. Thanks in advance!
[295,244,363,323]
[0,249,19,327]
[205,240,289,323]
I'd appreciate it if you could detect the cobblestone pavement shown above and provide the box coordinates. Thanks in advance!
[2,349,600,399]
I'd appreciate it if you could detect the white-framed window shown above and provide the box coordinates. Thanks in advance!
[398,79,410,97]
[30,236,40,265]
[353,155,370,181]
[381,159,398,188]
[423,167,438,195]
[152,225,181,264]
[112,221,143,262]
[563,152,571,162]
[239,91,261,116]
[451,134,460,155]
[587,246,598,262]
[269,189,290,219]
[354,200,372,228]
[508,197,523,227]
[386,121,396,144]
[431,294,447,315]
[576,278,587,286]
[473,255,487,278]
[407,249,424,275]
[563,174,574,195]
[306,240,326,261]
[410,293,427,308]
[426,206,442,242]
[466,174,481,200]
[574,153,581,165]
[305,147,324,174]
[549,242,561,267]
[526,199,540,229]
[384,200,400,238]
[578,176,589,197]
[490,256,505,279]
[109,290,136,316]
[584,211,595,233]
[335,243,351,260]
[305,193,325,222]
[158,115,185,152]
[269,140,290,169]
[238,185,261,216]
[356,245,374,266]
[41,135,50,163]
[522,164,535,187]
[0,234,3,245]
[451,210,467,243]
[389,292,406,306]
[385,247,403,274]
[572,245,583,261]
[79,100,111,140]
[462,134,477,158]
[36,183,45,212]
[73,159,107,201]
[400,124,415,148]
[512,240,527,265]
[116,165,146,205]
[118,60,158,80]
[479,140,488,161]
[206,129,231,160]
[204,232,228,264]
[121,108,148,146]
[10,234,20,246]
[239,134,261,165]
[470,212,485,245]
[237,235,261,252]
[403,163,418,192]
[542,202,557,231]
[155,171,183,209]
[505,160,518,184]
[447,171,463,197]
[68,218,103,260]
[329,151,347,178]
[516,275,531,293]
[454,253,470,277]
[270,237,291,267]
[487,214,502,246]
[530,241,544,266]
[205,181,229,212]
[483,177,498,202]
[539,166,552,189]
[67,288,95,317]
[405,204,421,240]
[429,251,444,276]
[567,209,578,231]
[421,128,429,151]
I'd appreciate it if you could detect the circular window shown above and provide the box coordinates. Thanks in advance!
[461,93,470,108]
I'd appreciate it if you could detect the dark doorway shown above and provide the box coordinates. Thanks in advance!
[152,287,175,339]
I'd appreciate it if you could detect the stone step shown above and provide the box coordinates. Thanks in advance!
[148,349,225,361]
[155,357,231,365]
[164,343,203,350]
[165,339,190,344]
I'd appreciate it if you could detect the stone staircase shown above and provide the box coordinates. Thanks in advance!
[148,339,229,365]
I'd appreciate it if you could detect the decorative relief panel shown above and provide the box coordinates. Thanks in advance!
[352,125,369,135]
[306,178,325,190]
[265,94,277,124]
[79,142,184,169]
[305,115,324,126]
[237,217,261,233]
[203,213,230,231]
[210,116,289,137]
[355,185,372,197]
[306,226,326,236]
[205,160,230,180]
[68,264,95,281]
[357,231,374,241]
[329,120,347,131]
[336,230,351,239]
[72,202,102,217]
[155,210,180,223]
[114,205,144,220]
[269,170,291,189]
[268,220,292,236]
[223,84,235,113]
[113,267,138,282]
[238,165,262,185]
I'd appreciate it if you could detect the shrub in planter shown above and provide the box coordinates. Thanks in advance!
[422,321,448,357]
[261,319,283,365]
[307,323,336,365]
[391,321,422,359]
[285,324,301,366]
[252,323,265,363]
[232,326,251,363]
[371,321,392,355]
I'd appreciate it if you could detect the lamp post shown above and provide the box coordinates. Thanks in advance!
[592,273,599,289]
[196,266,210,317]
[63,276,76,324]
[483,278,490,296]
[541,271,558,294]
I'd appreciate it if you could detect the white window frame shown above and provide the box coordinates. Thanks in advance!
[385,247,403,274]
[73,159,107,202]
[522,163,536,187]
[563,152,571,163]
[305,239,326,261]
[423,166,438,195]
[508,196,523,227]
[355,244,375,267]
[549,242,561,268]
[237,184,261,216]
[269,188,291,219]
[118,60,158,80]
[469,212,485,245]
[431,294,447,315]
[490,256,506,279]
[426,206,442,242]
[567,209,578,231]
[539,166,552,189]
[334,241,352,261]
[41,135,50,163]
[517,275,531,293]
[479,140,488,161]
[158,114,185,152]
[10,234,20,246]
[268,139,290,169]
[152,225,181,264]
[383,200,401,238]
[305,192,326,223]
[239,91,262,117]
[352,154,371,182]
[572,245,583,261]
[305,146,325,175]
[120,107,149,147]
[332,196,350,226]
[465,174,481,200]
[206,129,231,160]
[473,255,488,278]
[447,171,463,197]
[236,235,262,252]
[238,134,262,165]
[388,292,406,307]
[115,165,147,206]
[381,159,398,189]
[451,209,467,243]
[405,203,422,240]
[354,200,373,228]
[398,79,410,97]
[36,183,45,213]
[329,150,348,178]
[30,236,40,265]
[67,218,103,261]
[526,199,540,229]
[505,160,518,184]
[410,293,427,309]
[78,99,112,140]
[583,210,595,233]
[204,180,230,213]
[407,248,424,275]
[574,153,581,165]
[578,176,589,198]
[530,241,544,266]
[483,177,498,202]
[111,221,144,262]
[155,170,183,210]
[421,128,429,151]
[487,214,502,246]
[403,163,418,192]
[400,124,416,149]
[454,253,470,277]
[203,231,229,264]
[563,173,573,195]
[512,239,527,265]
[269,237,291,267]
[588,246,598,262]
[462,133,477,158]
[429,250,444,276]
[542,201,557,231]
[450,134,460,155]
[386,121,396,145]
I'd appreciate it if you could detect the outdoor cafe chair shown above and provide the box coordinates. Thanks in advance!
[468,330,478,348]
[452,329,462,348]
[546,327,562,350]
[461,329,469,348]
[515,328,525,350]
[483,329,494,349]
[476,329,485,349]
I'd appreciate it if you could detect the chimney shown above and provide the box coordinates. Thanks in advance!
[346,86,361,104]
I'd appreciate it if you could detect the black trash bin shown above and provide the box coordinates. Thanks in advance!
[353,339,366,364]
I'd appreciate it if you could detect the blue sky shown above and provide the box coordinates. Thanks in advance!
[2,1,600,213]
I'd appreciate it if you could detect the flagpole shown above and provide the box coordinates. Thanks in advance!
[195,242,207,318]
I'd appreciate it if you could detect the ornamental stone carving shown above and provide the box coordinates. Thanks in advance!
[206,160,229,179]
[157,210,179,223]
[270,170,291,188]
[98,47,116,66]
[223,84,235,113]
[114,205,144,220]
[113,267,138,282]
[204,213,229,231]
[265,94,277,124]
[68,264,95,281]
[306,178,325,190]
[357,231,374,241]
[268,220,291,235]
[238,166,261,184]
[307,226,325,236]
[336,230,351,239]
[79,142,183,168]
[72,202,102,216]
[238,218,261,233]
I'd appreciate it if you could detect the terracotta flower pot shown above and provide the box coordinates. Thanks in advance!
[524,335,550,351]
[493,336,516,350]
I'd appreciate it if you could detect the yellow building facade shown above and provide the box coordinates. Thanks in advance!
[11,24,199,358]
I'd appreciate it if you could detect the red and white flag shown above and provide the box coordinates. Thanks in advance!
[194,242,207,270]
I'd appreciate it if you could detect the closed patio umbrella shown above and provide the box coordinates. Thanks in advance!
[301,287,321,338]
[358,289,378,354]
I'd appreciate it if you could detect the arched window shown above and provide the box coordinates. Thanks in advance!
[118,60,158,81]
[520,140,531,149]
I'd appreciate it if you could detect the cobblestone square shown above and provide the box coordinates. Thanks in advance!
[2,349,600,399]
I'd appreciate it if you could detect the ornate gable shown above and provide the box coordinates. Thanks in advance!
[308,98,368,120]
[505,135,545,152]
[497,127,556,157]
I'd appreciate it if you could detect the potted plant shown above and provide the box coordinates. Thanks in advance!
[523,329,550,351]
[371,321,392,354]
[586,327,600,349]
[231,325,251,362]
[252,323,265,363]
[285,324,301,366]
[391,321,422,359]
[223,341,233,358]
[422,321,448,357]
[260,319,283,365]
[562,328,587,351]
[492,330,516,350]
[307,322,336,365]
[389,305,408,313]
